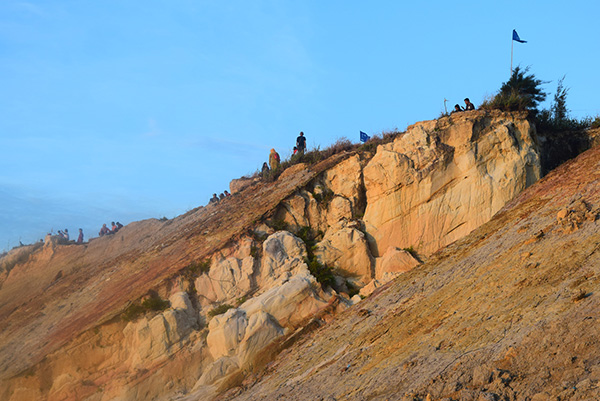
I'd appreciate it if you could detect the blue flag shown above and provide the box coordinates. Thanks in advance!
[512,29,527,43]
[360,131,370,143]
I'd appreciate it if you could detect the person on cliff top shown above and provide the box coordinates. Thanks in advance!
[453,104,463,113]
[209,193,219,204]
[296,132,306,154]
[464,98,475,111]
[116,222,123,230]
[269,148,281,171]
[99,224,111,237]
[224,190,231,197]
[111,222,118,232]
[58,229,69,240]
[77,228,84,244]
[219,193,225,200]
[293,146,298,155]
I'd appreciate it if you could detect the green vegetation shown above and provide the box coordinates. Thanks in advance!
[295,226,335,289]
[208,303,234,317]
[121,292,171,322]
[357,130,403,153]
[346,280,360,298]
[269,219,288,232]
[536,76,593,133]
[313,187,335,206]
[188,259,211,275]
[305,257,335,289]
[480,67,596,132]
[250,244,260,258]
[480,66,547,114]
[403,246,418,259]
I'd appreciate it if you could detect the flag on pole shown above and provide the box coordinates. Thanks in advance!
[512,29,527,43]
[360,131,370,143]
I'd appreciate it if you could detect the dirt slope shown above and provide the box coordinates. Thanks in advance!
[221,145,600,399]
[0,153,350,382]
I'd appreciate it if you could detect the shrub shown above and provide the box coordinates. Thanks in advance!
[269,219,288,231]
[305,257,335,289]
[358,130,402,153]
[535,76,591,133]
[188,259,211,275]
[121,291,171,322]
[208,304,234,317]
[121,303,146,322]
[480,66,547,114]
[141,295,170,311]
[313,188,335,206]
[403,246,420,261]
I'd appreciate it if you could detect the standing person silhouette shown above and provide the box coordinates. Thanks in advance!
[296,132,306,154]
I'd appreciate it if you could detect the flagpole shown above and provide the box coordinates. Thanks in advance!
[510,36,513,76]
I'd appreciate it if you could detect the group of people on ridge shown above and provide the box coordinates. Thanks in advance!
[98,221,123,237]
[262,131,307,177]
[57,228,85,244]
[209,191,231,204]
[453,98,476,113]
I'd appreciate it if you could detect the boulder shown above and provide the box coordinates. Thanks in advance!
[374,247,420,281]
[206,308,248,360]
[202,270,332,388]
[195,356,240,387]
[326,196,353,226]
[237,311,284,366]
[229,176,260,194]
[242,272,331,328]
[314,223,374,284]
[195,256,255,306]
[257,231,308,290]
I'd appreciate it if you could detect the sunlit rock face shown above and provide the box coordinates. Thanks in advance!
[363,111,540,257]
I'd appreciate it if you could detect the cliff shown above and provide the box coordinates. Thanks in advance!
[224,138,600,401]
[0,110,549,400]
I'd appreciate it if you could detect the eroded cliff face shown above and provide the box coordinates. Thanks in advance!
[0,111,542,401]
[223,139,600,401]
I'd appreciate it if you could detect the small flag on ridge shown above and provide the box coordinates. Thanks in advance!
[360,131,370,143]
[512,29,527,43]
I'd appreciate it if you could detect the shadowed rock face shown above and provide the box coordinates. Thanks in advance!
[223,145,600,401]
[0,111,551,401]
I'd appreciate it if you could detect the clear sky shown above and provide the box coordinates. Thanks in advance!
[1,0,599,251]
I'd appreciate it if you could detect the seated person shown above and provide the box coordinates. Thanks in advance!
[464,98,475,110]
[99,224,111,237]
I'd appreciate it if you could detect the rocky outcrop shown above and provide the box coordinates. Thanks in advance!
[362,111,540,257]
[273,110,540,285]
[223,129,600,401]
[313,221,373,285]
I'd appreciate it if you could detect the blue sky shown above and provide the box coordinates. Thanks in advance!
[1,1,599,250]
